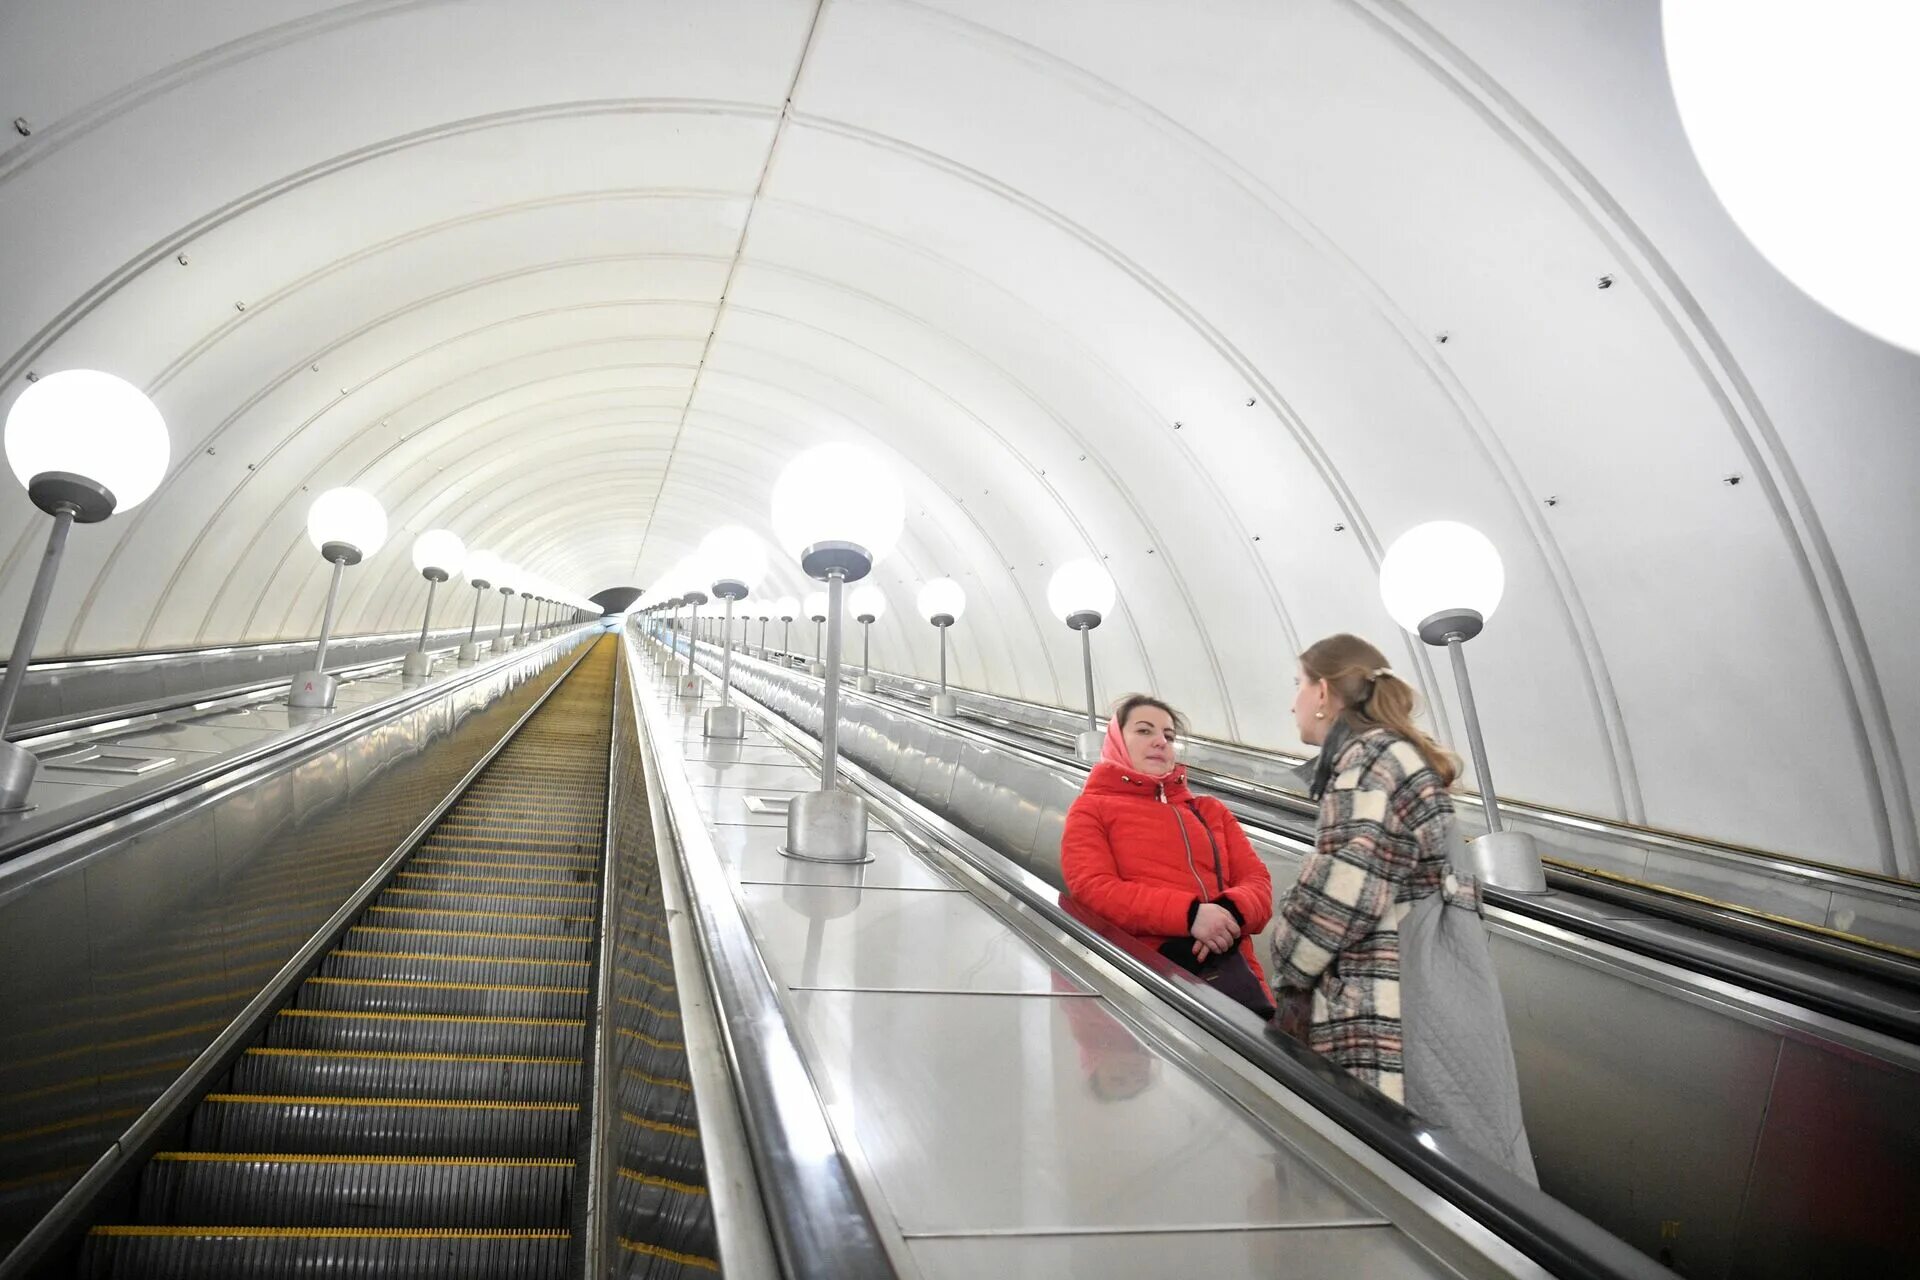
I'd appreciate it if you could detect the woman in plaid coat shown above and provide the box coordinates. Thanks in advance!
[1268,633,1475,1100]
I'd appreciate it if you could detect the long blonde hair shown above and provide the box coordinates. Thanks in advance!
[1300,634,1459,787]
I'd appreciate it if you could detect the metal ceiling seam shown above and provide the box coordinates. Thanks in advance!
[630,0,832,576]
[1348,0,1909,874]
[876,0,1634,813]
[0,0,451,187]
[154,344,707,649]
[783,108,1454,750]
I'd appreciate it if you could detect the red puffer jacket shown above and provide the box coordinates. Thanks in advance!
[1061,762,1275,986]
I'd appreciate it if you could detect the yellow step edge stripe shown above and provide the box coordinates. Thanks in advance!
[381,889,590,905]
[616,1166,708,1196]
[151,1152,573,1167]
[614,1028,684,1051]
[277,1009,583,1027]
[89,1225,570,1240]
[617,1236,720,1269]
[397,870,599,887]
[203,1093,578,1112]
[245,1048,580,1065]
[410,858,599,874]
[622,1067,694,1093]
[616,996,681,1020]
[366,906,589,922]
[349,926,587,943]
[306,976,588,995]
[329,949,589,967]
[620,1111,698,1138]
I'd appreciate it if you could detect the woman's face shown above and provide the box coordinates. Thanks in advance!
[1124,705,1178,775]
[1293,664,1332,745]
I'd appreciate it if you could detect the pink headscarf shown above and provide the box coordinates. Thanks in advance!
[1101,712,1178,777]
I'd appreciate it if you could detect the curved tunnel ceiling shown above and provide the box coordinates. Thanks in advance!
[1,0,1915,877]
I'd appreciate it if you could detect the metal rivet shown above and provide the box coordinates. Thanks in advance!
[1245,397,1256,407]
[1078,454,1087,461]
[1253,535,1262,542]
[11,117,29,137]
[24,370,37,382]
[1146,548,1155,555]
[246,463,256,471]
[1333,522,1347,532]
[1723,474,1743,487]
[205,447,216,456]
[1544,495,1559,507]
[1173,421,1183,430]
[1435,332,1451,345]
[1597,274,1615,290]
[340,388,348,396]
[235,301,247,312]
[176,253,189,267]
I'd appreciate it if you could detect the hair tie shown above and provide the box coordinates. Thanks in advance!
[1371,667,1393,680]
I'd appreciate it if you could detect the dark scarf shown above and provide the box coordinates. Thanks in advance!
[1296,719,1355,802]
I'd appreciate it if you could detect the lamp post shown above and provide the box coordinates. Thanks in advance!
[491,564,517,654]
[403,529,465,681]
[1381,520,1546,894]
[457,550,496,666]
[699,525,768,740]
[770,442,905,863]
[850,582,885,694]
[774,595,798,663]
[512,588,533,648]
[804,590,828,677]
[678,583,709,699]
[289,487,389,710]
[916,577,966,717]
[1047,559,1116,763]
[0,370,170,811]
[756,611,770,657]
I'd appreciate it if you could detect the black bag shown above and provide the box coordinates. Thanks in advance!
[1162,803,1276,1021]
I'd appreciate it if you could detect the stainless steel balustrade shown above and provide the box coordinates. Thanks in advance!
[0,629,596,1260]
[669,628,1920,1280]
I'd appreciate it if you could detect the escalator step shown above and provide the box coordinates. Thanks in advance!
[295,975,589,1020]
[321,948,591,985]
[188,1094,577,1157]
[392,869,598,896]
[263,1009,586,1058]
[342,924,591,962]
[407,854,599,875]
[359,906,594,936]
[135,1152,573,1227]
[376,888,597,915]
[79,1225,569,1279]
[230,1047,582,1102]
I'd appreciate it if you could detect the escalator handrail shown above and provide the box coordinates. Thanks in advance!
[0,629,593,874]
[676,640,1672,1280]
[620,632,894,1279]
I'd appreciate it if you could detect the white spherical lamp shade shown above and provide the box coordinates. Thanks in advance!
[699,525,769,596]
[1046,559,1116,625]
[1664,3,1920,354]
[917,578,967,624]
[804,590,829,621]
[769,443,905,580]
[465,549,498,588]
[4,369,170,518]
[305,487,388,562]
[774,595,799,621]
[849,582,887,621]
[1379,520,1506,642]
[411,529,466,579]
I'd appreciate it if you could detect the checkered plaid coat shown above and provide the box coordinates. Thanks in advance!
[1268,726,1469,1101]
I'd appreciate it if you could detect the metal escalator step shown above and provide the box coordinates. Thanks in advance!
[392,869,598,896]
[296,976,589,1020]
[135,1152,573,1227]
[187,1094,578,1158]
[613,1168,719,1274]
[360,906,594,936]
[230,1048,582,1102]
[321,949,591,984]
[376,888,597,914]
[264,1009,586,1058]
[408,855,600,876]
[342,925,591,962]
[79,1225,569,1280]
[416,833,599,856]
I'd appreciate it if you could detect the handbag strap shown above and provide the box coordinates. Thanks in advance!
[1185,801,1227,896]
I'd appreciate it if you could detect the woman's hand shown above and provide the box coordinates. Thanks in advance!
[1190,901,1241,959]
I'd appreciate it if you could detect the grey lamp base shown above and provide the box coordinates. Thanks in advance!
[1075,729,1103,764]
[0,739,39,813]
[855,675,878,694]
[807,662,826,678]
[930,693,957,718]
[675,672,703,699]
[1467,830,1548,894]
[780,789,872,864]
[664,657,683,677]
[288,672,339,709]
[457,641,483,666]
[491,637,515,654]
[402,650,433,680]
[703,705,746,740]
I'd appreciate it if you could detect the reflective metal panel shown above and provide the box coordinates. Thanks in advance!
[906,1225,1445,1280]
[790,989,1378,1235]
[739,885,1088,994]
[708,824,958,892]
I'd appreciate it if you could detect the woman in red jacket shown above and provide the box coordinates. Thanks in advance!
[1060,694,1276,1016]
